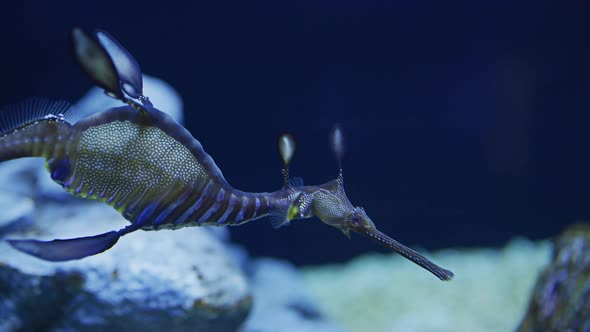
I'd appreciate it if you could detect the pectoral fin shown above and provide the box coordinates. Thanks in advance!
[7,231,120,261]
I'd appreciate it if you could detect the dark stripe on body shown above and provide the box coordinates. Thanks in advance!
[216,194,238,225]
[150,189,193,228]
[174,180,215,226]
[197,188,226,225]
[233,196,249,223]
[136,181,196,229]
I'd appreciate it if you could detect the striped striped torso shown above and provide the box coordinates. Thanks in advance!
[45,106,278,229]
[135,180,274,230]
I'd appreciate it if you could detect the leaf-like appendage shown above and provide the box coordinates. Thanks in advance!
[71,28,123,99]
[96,30,143,99]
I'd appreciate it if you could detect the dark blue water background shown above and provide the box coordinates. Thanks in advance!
[0,1,588,265]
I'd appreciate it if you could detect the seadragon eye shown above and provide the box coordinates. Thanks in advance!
[349,214,362,226]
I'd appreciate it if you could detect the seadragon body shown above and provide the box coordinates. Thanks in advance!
[1,28,453,281]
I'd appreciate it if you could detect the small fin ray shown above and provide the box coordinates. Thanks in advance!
[289,176,304,188]
[0,98,82,136]
[269,205,291,229]
[7,231,120,261]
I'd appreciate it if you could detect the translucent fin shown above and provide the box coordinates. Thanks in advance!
[270,190,304,229]
[0,98,80,136]
[340,228,351,238]
[269,206,291,229]
[96,30,143,99]
[269,204,291,229]
[7,231,120,261]
[289,176,304,188]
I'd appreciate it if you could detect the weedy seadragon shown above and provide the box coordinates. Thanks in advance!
[1,29,453,281]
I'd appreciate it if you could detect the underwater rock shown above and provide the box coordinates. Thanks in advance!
[0,200,252,332]
[517,224,590,332]
[0,158,42,197]
[0,192,34,237]
[0,159,38,236]
[241,258,344,332]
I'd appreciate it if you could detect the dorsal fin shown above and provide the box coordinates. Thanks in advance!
[289,176,304,188]
[0,98,82,136]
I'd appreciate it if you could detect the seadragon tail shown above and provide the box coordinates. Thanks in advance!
[0,99,79,163]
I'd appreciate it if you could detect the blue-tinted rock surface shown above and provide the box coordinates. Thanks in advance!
[0,201,252,331]
[242,258,344,332]
[517,224,590,332]
[0,190,34,236]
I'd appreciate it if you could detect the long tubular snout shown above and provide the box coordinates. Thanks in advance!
[360,228,454,281]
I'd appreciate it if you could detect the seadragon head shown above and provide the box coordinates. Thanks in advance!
[310,174,376,238]
[276,127,454,281]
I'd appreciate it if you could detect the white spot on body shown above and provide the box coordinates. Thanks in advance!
[76,121,207,204]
